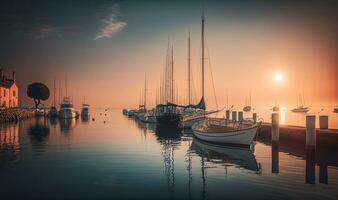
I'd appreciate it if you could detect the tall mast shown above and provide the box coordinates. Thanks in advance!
[59,80,62,104]
[171,44,174,103]
[53,78,56,106]
[65,73,68,97]
[144,73,147,109]
[201,10,205,99]
[188,32,191,105]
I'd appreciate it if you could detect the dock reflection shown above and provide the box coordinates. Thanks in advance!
[272,141,279,173]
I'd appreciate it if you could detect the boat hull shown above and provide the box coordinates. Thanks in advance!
[59,109,76,119]
[156,114,180,126]
[192,123,259,146]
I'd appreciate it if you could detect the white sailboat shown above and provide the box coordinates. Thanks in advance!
[292,94,309,113]
[192,119,261,146]
[192,12,261,146]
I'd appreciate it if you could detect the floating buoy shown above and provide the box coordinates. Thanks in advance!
[103,121,106,123]
[92,118,95,121]
[104,114,107,116]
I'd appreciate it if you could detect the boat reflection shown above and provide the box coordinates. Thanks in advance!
[192,138,261,172]
[28,118,50,143]
[59,118,77,134]
[305,147,316,184]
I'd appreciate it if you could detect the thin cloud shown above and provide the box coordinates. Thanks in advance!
[95,5,127,40]
[34,25,56,40]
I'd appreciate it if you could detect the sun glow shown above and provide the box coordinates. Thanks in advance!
[274,73,283,82]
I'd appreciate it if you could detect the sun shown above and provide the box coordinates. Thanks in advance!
[274,73,283,82]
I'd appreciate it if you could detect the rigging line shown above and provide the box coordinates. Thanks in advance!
[205,39,219,110]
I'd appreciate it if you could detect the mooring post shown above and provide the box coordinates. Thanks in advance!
[232,111,237,122]
[271,113,279,142]
[225,110,230,121]
[306,115,316,148]
[253,113,257,123]
[319,115,328,129]
[238,111,243,121]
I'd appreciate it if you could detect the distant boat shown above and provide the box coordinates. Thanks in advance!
[122,109,128,115]
[35,108,45,117]
[333,107,338,113]
[48,106,58,117]
[59,97,76,119]
[243,94,252,112]
[292,93,309,113]
[272,106,280,112]
[81,104,90,117]
[192,119,261,146]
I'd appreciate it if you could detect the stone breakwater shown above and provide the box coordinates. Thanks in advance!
[0,108,35,123]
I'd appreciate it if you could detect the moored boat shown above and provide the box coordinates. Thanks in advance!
[48,106,58,117]
[192,118,261,146]
[81,104,90,117]
[59,97,76,119]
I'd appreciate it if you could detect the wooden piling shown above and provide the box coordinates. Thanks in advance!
[232,111,237,122]
[271,113,279,142]
[306,115,316,148]
[319,115,328,129]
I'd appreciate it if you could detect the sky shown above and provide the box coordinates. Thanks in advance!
[0,0,337,109]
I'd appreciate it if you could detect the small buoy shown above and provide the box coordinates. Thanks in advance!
[104,114,107,116]
[103,121,106,123]
[92,118,95,121]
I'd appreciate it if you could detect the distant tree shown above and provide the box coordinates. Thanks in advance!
[27,82,50,109]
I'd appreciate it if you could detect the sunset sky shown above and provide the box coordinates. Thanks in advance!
[0,0,337,108]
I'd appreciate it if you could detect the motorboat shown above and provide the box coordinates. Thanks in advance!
[192,118,261,146]
[59,97,76,119]
[81,104,90,117]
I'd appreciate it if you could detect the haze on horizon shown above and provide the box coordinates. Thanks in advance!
[0,0,337,109]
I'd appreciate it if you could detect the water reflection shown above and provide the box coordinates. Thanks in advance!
[0,123,20,160]
[154,125,182,200]
[59,118,77,134]
[306,147,316,184]
[192,139,260,172]
[28,118,50,145]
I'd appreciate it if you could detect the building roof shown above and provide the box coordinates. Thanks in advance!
[0,79,15,89]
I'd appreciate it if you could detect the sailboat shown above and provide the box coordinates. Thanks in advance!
[179,20,220,129]
[48,78,58,118]
[243,95,252,112]
[192,12,261,146]
[292,94,309,113]
[155,42,181,126]
[136,74,156,123]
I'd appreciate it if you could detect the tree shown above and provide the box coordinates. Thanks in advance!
[27,82,50,109]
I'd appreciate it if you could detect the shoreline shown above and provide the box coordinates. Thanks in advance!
[0,108,35,123]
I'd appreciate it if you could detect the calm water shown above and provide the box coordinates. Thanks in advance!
[0,109,338,200]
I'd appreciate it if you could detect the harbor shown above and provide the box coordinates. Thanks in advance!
[1,109,338,200]
[0,0,337,199]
